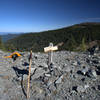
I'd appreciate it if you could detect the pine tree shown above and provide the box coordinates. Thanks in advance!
[80,37,87,51]
[70,34,77,50]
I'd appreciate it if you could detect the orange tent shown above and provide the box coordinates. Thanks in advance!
[4,52,21,58]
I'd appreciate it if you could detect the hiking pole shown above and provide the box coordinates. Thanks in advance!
[27,50,32,99]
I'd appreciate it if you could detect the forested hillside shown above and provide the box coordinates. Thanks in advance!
[5,22,100,52]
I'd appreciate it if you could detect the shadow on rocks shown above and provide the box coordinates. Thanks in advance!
[12,67,28,77]
[12,66,28,98]
[22,62,29,66]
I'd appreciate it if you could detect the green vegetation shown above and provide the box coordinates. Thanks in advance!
[5,22,100,52]
[77,37,87,51]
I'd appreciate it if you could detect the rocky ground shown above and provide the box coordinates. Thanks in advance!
[0,50,100,100]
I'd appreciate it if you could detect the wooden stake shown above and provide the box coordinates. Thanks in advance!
[27,50,32,99]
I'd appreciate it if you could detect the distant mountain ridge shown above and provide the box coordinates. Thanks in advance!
[5,22,100,52]
[1,34,21,42]
[0,32,31,42]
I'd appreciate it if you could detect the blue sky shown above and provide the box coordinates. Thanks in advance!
[0,0,100,33]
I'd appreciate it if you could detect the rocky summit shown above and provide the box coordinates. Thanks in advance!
[0,50,100,100]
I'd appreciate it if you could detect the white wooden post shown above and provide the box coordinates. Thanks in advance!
[48,43,53,66]
[44,43,58,69]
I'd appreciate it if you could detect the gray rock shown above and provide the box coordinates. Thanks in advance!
[81,67,89,75]
[77,85,85,93]
[30,67,49,81]
[73,61,78,66]
[0,50,100,100]
[87,69,97,78]
[91,70,97,77]
[84,84,89,89]
[55,75,64,84]
[45,73,51,77]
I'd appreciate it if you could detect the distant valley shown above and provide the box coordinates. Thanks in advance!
[1,34,21,42]
[0,32,30,42]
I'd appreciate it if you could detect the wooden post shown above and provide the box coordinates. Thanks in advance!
[44,43,58,69]
[27,50,32,99]
[48,43,53,66]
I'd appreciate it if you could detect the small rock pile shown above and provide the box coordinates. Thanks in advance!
[0,50,100,100]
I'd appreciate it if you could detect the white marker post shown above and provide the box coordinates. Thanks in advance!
[44,43,58,69]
